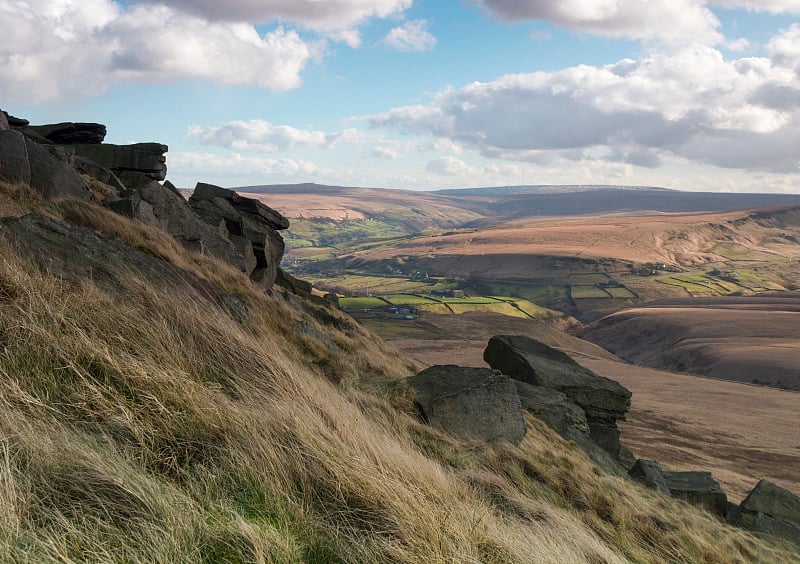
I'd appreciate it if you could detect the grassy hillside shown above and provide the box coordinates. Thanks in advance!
[0,182,796,562]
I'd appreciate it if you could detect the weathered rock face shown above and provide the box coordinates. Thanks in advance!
[107,177,245,272]
[728,480,800,544]
[23,122,107,145]
[484,335,631,462]
[0,213,247,321]
[24,137,89,199]
[484,335,631,424]
[0,130,32,185]
[3,112,28,127]
[0,110,8,131]
[73,143,168,181]
[408,366,527,445]
[514,380,589,437]
[741,479,800,522]
[663,471,728,516]
[189,183,288,289]
[629,459,670,496]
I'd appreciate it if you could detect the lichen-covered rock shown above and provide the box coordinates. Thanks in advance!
[0,130,32,184]
[24,137,89,199]
[408,366,527,445]
[24,122,106,145]
[663,471,727,516]
[189,183,288,289]
[629,459,670,495]
[73,143,168,181]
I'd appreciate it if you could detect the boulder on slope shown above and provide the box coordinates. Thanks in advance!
[628,459,670,496]
[408,365,527,446]
[663,471,727,516]
[107,177,245,272]
[483,335,631,424]
[189,183,288,289]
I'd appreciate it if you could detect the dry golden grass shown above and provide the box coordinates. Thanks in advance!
[0,191,795,562]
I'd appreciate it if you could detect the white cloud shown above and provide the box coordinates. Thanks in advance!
[367,39,800,173]
[142,0,412,29]
[372,146,402,159]
[0,0,317,103]
[475,0,724,44]
[187,120,330,152]
[426,156,479,176]
[187,120,379,152]
[382,20,437,52]
[710,0,800,13]
[768,23,800,72]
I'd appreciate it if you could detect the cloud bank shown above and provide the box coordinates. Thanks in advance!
[367,36,800,173]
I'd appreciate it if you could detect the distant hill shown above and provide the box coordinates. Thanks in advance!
[236,183,800,223]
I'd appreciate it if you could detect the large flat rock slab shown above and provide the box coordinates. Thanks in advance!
[408,366,526,445]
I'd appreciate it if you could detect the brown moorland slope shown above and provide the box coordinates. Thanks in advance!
[581,295,800,390]
[336,209,800,275]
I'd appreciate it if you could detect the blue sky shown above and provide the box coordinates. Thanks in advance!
[2,1,800,192]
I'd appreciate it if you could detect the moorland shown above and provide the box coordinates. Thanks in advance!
[240,183,800,391]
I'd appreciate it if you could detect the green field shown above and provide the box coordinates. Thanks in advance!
[384,294,439,305]
[605,287,636,299]
[339,297,389,309]
[439,296,501,304]
[570,285,611,299]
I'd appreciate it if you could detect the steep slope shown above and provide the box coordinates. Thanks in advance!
[0,185,796,561]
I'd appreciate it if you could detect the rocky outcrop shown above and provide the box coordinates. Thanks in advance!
[663,471,728,516]
[0,129,88,199]
[0,213,247,321]
[0,130,31,185]
[22,122,107,145]
[72,143,168,181]
[2,112,28,127]
[24,137,89,199]
[189,183,288,289]
[0,110,8,130]
[629,459,670,495]
[408,366,527,445]
[514,380,589,437]
[728,480,800,544]
[108,178,246,272]
[484,335,631,461]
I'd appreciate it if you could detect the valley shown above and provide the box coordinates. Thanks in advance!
[236,181,800,510]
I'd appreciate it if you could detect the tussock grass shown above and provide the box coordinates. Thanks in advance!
[0,192,795,562]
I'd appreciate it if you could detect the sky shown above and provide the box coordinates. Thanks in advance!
[2,1,800,193]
